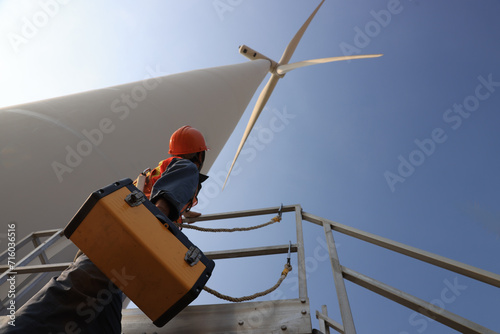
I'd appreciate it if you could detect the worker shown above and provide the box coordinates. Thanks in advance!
[0,125,209,334]
[138,125,209,223]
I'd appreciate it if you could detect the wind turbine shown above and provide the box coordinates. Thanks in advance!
[0,0,383,313]
[0,0,381,264]
[223,0,382,188]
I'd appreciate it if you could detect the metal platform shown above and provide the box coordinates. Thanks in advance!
[122,298,311,334]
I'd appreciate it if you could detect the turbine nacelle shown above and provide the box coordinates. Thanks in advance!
[239,45,280,76]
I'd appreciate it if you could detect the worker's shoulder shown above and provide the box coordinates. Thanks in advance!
[167,157,198,173]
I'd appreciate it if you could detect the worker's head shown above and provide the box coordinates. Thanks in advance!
[169,125,208,170]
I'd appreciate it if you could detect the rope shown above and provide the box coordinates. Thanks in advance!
[179,215,282,232]
[203,263,292,302]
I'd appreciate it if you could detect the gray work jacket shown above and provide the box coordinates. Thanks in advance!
[149,158,207,221]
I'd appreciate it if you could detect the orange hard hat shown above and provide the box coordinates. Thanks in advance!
[168,126,208,155]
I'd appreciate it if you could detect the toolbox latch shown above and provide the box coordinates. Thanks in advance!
[185,246,202,266]
[125,190,146,207]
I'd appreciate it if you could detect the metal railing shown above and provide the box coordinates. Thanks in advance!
[1,205,499,333]
[304,212,500,334]
[0,229,73,313]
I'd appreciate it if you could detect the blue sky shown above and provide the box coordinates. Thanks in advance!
[1,0,500,333]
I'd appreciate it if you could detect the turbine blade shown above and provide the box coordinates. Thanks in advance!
[223,0,327,189]
[279,0,326,65]
[223,75,280,189]
[276,54,383,75]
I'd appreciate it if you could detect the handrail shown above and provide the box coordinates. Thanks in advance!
[302,212,500,288]
[303,212,499,334]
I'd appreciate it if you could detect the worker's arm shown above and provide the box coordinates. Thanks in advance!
[149,159,199,222]
[183,210,201,218]
[156,199,200,220]
[182,173,208,220]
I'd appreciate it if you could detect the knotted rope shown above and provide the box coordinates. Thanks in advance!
[203,263,292,302]
[179,215,282,232]
[180,205,288,301]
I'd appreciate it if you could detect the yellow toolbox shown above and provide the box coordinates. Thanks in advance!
[64,178,215,327]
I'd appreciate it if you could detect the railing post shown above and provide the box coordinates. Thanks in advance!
[32,237,49,265]
[294,205,308,300]
[319,305,331,334]
[316,306,345,334]
[323,221,356,334]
